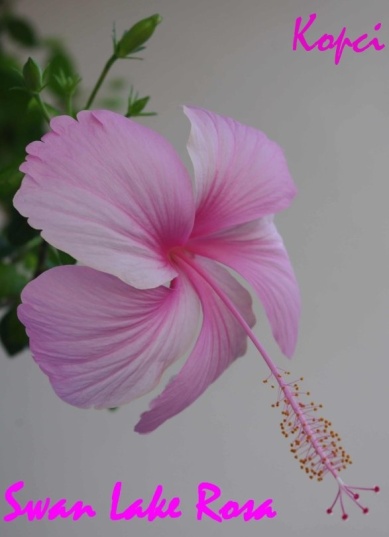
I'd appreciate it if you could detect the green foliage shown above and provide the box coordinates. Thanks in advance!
[0,164,23,204]
[46,246,76,268]
[0,262,28,299]
[4,208,39,247]
[0,304,29,355]
[0,57,44,168]
[0,233,13,259]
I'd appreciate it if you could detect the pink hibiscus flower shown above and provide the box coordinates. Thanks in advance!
[13,107,378,517]
[13,107,299,430]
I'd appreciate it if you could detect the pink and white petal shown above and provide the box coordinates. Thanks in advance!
[184,106,297,237]
[135,257,255,433]
[188,218,300,357]
[18,266,200,409]
[14,111,195,289]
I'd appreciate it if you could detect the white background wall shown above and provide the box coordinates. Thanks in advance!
[1,1,388,536]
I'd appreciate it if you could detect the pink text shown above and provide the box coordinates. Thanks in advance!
[3,481,96,522]
[293,13,385,65]
[196,482,277,523]
[110,481,182,521]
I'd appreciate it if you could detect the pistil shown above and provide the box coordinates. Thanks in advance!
[176,252,379,519]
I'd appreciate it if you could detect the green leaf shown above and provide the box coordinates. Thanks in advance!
[0,55,44,169]
[131,96,149,114]
[57,249,76,265]
[46,246,76,267]
[9,68,25,88]
[4,209,39,247]
[115,14,162,58]
[0,263,28,299]
[0,164,23,201]
[126,94,156,118]
[4,16,39,47]
[0,305,29,356]
[21,249,39,272]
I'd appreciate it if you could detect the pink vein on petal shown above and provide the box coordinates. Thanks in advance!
[189,217,300,357]
[184,106,297,237]
[18,265,201,409]
[135,256,255,433]
[14,110,196,289]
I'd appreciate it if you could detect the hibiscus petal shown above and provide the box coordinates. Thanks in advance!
[184,106,297,237]
[14,111,195,289]
[188,217,300,357]
[135,257,255,433]
[18,266,200,409]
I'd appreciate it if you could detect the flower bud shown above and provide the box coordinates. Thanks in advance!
[115,14,162,58]
[22,57,42,92]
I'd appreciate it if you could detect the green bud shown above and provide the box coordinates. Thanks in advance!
[22,57,42,92]
[52,71,81,95]
[115,14,162,58]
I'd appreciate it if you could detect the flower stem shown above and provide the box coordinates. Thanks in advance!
[84,54,116,110]
[34,93,51,123]
[65,92,74,117]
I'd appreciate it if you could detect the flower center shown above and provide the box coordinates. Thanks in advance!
[167,246,194,265]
